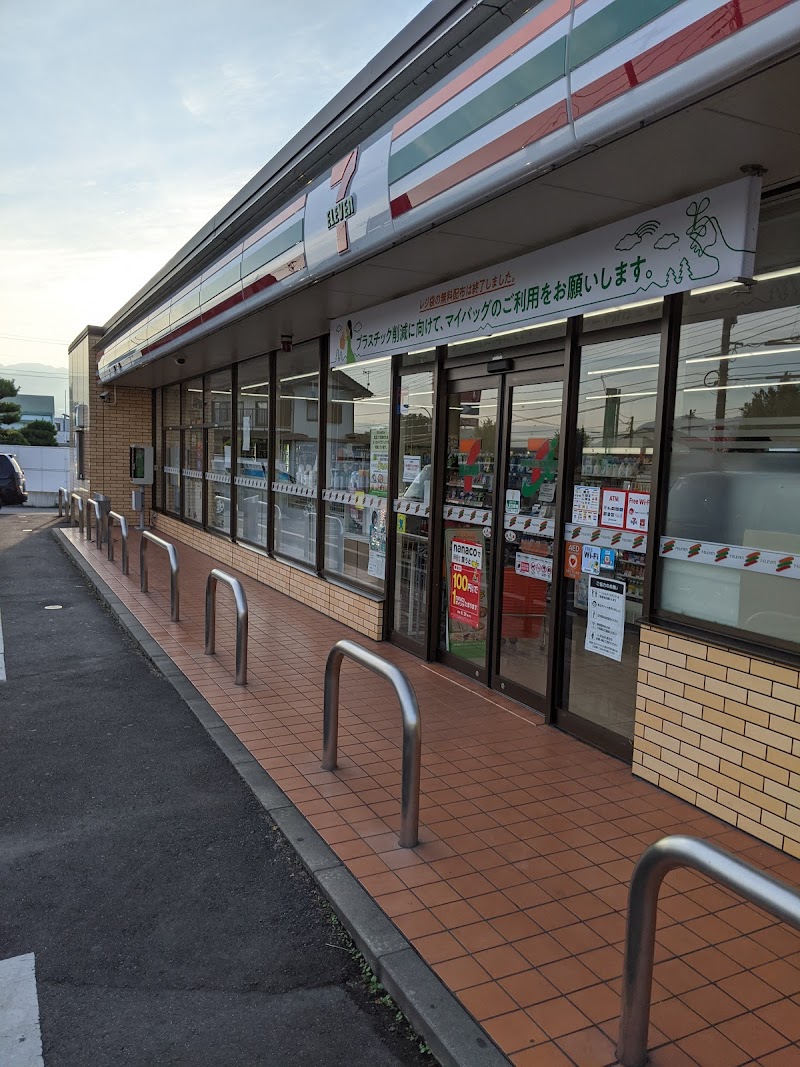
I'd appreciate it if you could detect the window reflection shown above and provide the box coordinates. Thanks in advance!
[326,357,391,589]
[236,356,270,547]
[274,344,319,563]
[561,328,662,744]
[659,275,800,645]
[205,370,232,535]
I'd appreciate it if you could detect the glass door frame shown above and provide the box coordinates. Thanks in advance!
[386,348,445,656]
[552,312,670,763]
[436,370,503,688]
[435,347,572,717]
[488,362,569,715]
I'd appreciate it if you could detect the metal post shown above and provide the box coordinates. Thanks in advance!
[58,487,69,517]
[107,510,129,575]
[618,835,800,1067]
[139,530,180,622]
[204,568,248,685]
[85,500,93,541]
[321,639,421,848]
[87,499,103,551]
[70,493,83,532]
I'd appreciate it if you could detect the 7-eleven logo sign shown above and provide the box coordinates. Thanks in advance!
[327,148,359,254]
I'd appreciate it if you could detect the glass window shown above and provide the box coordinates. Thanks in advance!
[163,385,180,515]
[274,343,319,563]
[181,378,203,523]
[561,329,661,745]
[205,370,232,535]
[236,355,270,547]
[393,370,434,645]
[659,273,800,646]
[153,389,162,510]
[325,357,391,589]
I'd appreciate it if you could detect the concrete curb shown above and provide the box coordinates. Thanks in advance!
[54,528,509,1067]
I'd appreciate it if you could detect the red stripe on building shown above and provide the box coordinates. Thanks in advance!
[392,0,570,140]
[391,99,568,219]
[572,0,793,119]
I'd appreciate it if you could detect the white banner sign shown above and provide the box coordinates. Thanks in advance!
[330,178,759,366]
[585,576,627,662]
[660,537,800,580]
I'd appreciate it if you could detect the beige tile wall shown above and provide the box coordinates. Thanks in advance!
[152,513,384,640]
[634,625,800,856]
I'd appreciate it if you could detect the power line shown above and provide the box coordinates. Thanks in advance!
[0,334,69,345]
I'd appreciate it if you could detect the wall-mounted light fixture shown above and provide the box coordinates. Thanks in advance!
[281,334,293,352]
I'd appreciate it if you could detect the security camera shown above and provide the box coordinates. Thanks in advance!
[175,356,186,366]
[99,390,111,402]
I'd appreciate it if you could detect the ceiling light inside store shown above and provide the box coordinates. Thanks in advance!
[583,299,662,318]
[407,347,435,355]
[587,362,660,375]
[585,390,657,399]
[689,280,748,295]
[280,372,317,384]
[449,318,567,347]
[686,345,800,364]
[331,356,391,369]
[753,266,800,282]
[685,379,799,392]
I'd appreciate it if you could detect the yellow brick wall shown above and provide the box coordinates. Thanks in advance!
[633,625,800,856]
[151,513,384,640]
[68,328,153,524]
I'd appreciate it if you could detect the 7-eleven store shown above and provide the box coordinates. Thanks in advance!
[71,0,800,853]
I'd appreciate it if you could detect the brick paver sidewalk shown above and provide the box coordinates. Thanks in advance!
[63,526,800,1067]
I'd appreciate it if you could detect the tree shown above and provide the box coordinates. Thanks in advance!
[0,376,21,427]
[0,428,27,445]
[20,419,58,447]
[740,382,800,420]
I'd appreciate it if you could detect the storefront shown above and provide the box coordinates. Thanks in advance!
[140,178,799,767]
[76,0,800,847]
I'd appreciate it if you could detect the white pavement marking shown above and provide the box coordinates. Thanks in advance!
[0,954,45,1066]
[0,607,5,682]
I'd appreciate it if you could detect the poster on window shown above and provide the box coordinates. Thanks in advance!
[449,537,482,627]
[369,426,389,496]
[402,455,421,483]
[626,491,650,532]
[600,488,626,529]
[585,576,626,661]
[572,485,601,525]
[367,505,387,579]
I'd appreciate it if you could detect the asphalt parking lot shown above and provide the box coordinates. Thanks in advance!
[0,510,434,1066]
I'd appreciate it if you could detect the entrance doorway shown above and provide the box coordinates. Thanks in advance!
[438,365,564,711]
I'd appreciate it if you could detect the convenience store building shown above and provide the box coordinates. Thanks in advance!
[70,0,800,852]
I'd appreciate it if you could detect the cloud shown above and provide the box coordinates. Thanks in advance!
[615,233,642,252]
[654,232,679,250]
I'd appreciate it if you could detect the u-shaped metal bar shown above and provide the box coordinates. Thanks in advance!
[139,531,180,622]
[617,835,800,1066]
[69,493,84,535]
[107,510,129,575]
[322,639,421,848]
[204,569,248,686]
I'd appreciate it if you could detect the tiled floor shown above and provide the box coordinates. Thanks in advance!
[65,527,800,1066]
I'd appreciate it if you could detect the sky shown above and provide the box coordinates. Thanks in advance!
[0,0,430,399]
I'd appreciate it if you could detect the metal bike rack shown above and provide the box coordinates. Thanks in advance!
[322,639,421,848]
[140,530,180,622]
[86,498,104,551]
[618,835,800,1067]
[204,569,249,686]
[70,493,84,535]
[58,487,69,517]
[107,510,129,575]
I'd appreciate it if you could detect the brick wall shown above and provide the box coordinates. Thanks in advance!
[152,513,384,640]
[634,625,800,857]
[68,327,153,524]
